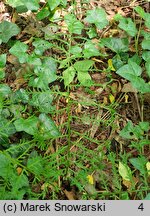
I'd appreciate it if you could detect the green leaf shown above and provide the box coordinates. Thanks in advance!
[142,51,150,61]
[134,6,146,19]
[85,8,108,30]
[118,17,137,37]
[131,77,150,93]
[47,0,61,10]
[145,14,150,29]
[0,54,6,68]
[8,0,40,11]
[27,53,42,66]
[63,66,76,87]
[70,45,82,55]
[83,40,100,58]
[142,39,150,50]
[27,151,44,176]
[100,38,129,53]
[30,92,54,113]
[21,0,40,11]
[144,193,150,200]
[119,161,132,181]
[10,173,29,191]
[0,21,20,43]
[0,117,16,137]
[29,58,57,89]
[116,61,142,81]
[0,84,11,98]
[139,122,150,131]
[64,14,84,34]
[0,54,6,79]
[145,60,150,77]
[87,27,97,38]
[74,60,94,72]
[0,153,12,179]
[6,0,24,7]
[14,116,39,135]
[129,157,147,175]
[38,113,60,139]
[77,71,93,87]
[36,7,50,20]
[9,41,28,63]
[11,88,29,104]
[119,121,134,139]
[33,38,53,55]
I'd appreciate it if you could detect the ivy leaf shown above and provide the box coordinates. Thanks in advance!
[30,92,54,113]
[116,61,142,81]
[47,0,61,10]
[83,40,100,58]
[0,54,6,68]
[64,14,84,34]
[0,21,20,43]
[142,51,150,61]
[142,39,150,50]
[36,7,50,20]
[74,60,94,72]
[32,38,53,55]
[21,0,40,11]
[145,60,150,77]
[11,88,29,104]
[14,116,39,135]
[85,8,108,30]
[38,113,60,139]
[119,162,132,181]
[118,17,137,37]
[131,76,150,93]
[0,84,11,98]
[9,41,28,63]
[7,0,40,11]
[29,58,57,89]
[0,117,16,137]
[6,0,24,8]
[70,45,82,56]
[0,54,6,79]
[145,14,150,29]
[100,38,129,53]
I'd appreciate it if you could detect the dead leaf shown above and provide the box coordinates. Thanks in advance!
[63,189,76,200]
[17,167,22,175]
[122,82,138,93]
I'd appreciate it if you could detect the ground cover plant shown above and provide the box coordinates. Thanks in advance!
[0,0,150,200]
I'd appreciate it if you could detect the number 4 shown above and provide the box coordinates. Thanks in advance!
[138,203,144,211]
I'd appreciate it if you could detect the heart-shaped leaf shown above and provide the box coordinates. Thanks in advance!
[38,113,60,139]
[64,14,84,34]
[14,116,39,135]
[100,38,129,53]
[9,41,28,63]
[85,8,108,30]
[83,40,100,58]
[0,21,20,43]
[74,60,94,72]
